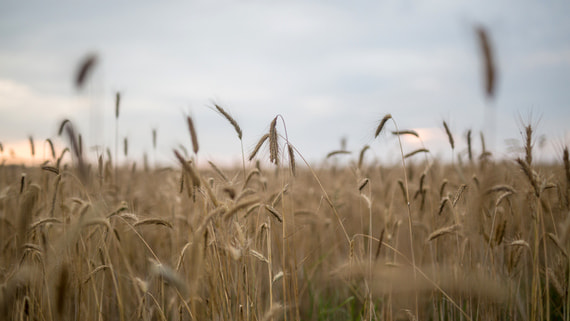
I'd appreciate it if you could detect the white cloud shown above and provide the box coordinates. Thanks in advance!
[0,78,89,138]
[0,1,568,164]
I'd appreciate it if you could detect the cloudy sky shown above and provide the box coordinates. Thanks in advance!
[1,1,569,166]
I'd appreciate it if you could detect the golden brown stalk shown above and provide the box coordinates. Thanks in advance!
[269,116,279,164]
[179,172,187,195]
[201,176,219,207]
[45,138,56,159]
[50,174,61,217]
[58,119,70,136]
[476,26,496,99]
[179,168,185,194]
[360,194,371,208]
[494,220,507,246]
[106,201,129,218]
[20,173,26,194]
[30,218,62,230]
[28,136,34,157]
[374,114,392,138]
[244,168,260,187]
[418,172,426,193]
[358,145,370,169]
[235,188,255,203]
[358,178,369,192]
[509,240,531,249]
[41,165,59,175]
[83,265,110,284]
[249,134,269,161]
[562,147,570,187]
[480,131,487,155]
[524,124,533,166]
[495,191,512,207]
[249,249,269,263]
[326,150,351,158]
[63,123,87,181]
[438,197,450,216]
[287,143,296,176]
[22,243,42,256]
[398,179,408,204]
[452,184,468,207]
[215,104,242,140]
[272,271,283,284]
[187,116,199,154]
[472,175,480,189]
[134,218,173,229]
[428,224,460,241]
[173,150,201,188]
[115,92,121,119]
[485,184,516,195]
[246,203,261,217]
[75,53,98,89]
[374,229,385,260]
[265,204,283,223]
[175,242,192,271]
[271,184,288,207]
[208,160,229,182]
[439,179,448,198]
[404,148,429,159]
[18,184,40,249]
[443,121,454,149]
[223,197,260,220]
[516,158,539,197]
[562,147,570,207]
[392,130,419,138]
[467,130,473,162]
[547,233,568,259]
[414,174,427,207]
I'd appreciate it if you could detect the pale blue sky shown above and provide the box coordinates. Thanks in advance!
[1,1,569,165]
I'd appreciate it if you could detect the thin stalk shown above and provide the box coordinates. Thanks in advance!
[267,220,273,320]
[284,142,350,246]
[391,118,419,318]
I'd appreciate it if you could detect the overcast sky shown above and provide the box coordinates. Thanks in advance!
[1,1,569,166]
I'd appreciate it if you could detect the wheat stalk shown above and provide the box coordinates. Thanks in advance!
[75,53,98,89]
[249,134,269,161]
[326,150,351,158]
[404,148,429,159]
[374,114,392,138]
[476,26,496,99]
[443,121,454,150]
[269,116,279,165]
[358,145,370,169]
[214,104,242,140]
[287,143,296,176]
[187,116,199,154]
[392,130,419,138]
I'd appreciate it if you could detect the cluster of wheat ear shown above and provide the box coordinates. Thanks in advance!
[1,107,569,321]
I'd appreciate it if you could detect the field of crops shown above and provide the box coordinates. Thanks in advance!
[1,109,569,321]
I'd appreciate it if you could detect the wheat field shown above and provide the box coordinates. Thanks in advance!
[0,107,569,321]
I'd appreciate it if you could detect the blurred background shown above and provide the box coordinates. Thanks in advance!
[1,1,569,166]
